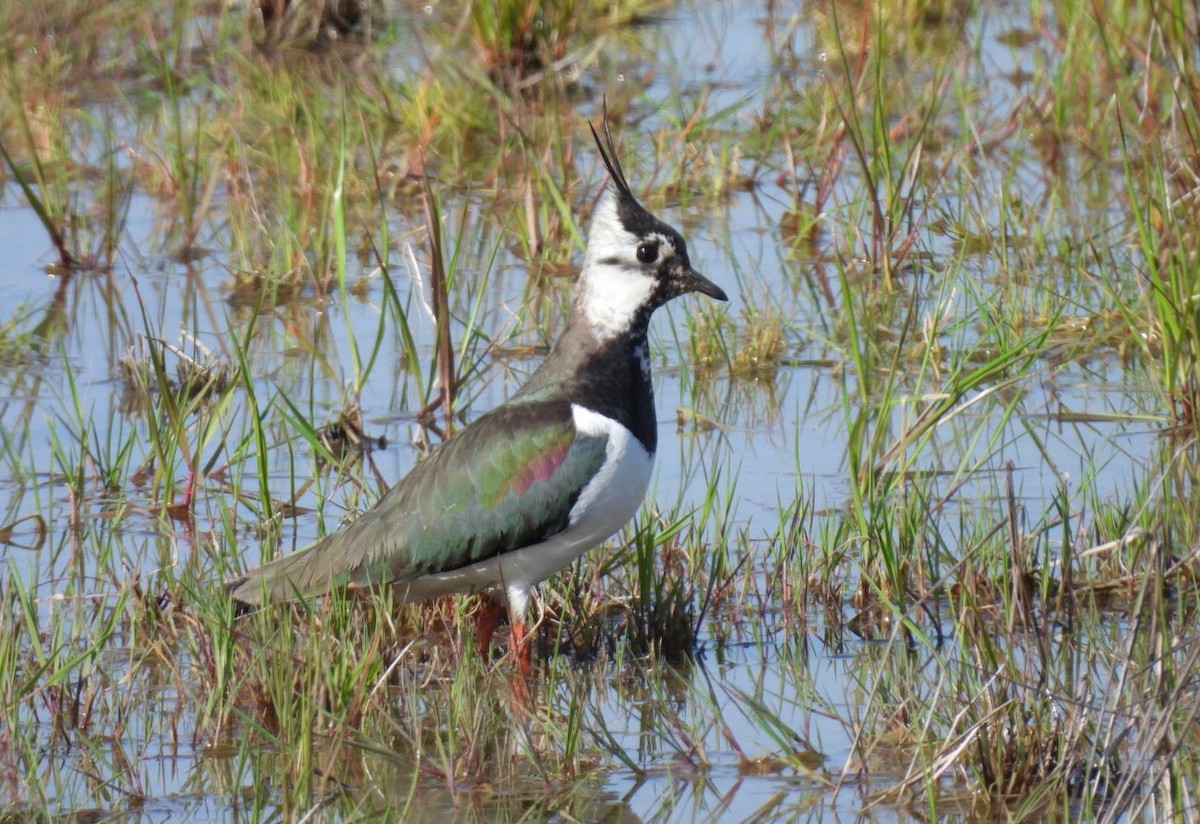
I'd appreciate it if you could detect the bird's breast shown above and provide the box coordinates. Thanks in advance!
[566,404,655,540]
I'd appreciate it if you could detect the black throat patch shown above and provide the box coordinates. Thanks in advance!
[565,324,657,454]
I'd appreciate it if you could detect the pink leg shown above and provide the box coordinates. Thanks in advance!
[510,617,532,678]
[509,617,533,706]
[474,595,507,660]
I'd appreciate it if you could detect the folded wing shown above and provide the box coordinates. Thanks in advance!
[228,397,608,605]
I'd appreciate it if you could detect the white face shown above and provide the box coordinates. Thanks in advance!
[576,190,677,338]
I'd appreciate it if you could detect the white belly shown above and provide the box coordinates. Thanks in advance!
[395,404,654,615]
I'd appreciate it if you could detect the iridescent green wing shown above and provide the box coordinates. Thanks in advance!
[235,397,607,601]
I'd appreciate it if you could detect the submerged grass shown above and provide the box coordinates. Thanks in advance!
[2,0,1200,820]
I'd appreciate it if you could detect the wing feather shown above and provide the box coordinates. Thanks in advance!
[228,398,607,604]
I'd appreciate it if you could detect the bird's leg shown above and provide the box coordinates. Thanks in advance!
[510,663,531,707]
[509,616,533,678]
[507,614,534,708]
[474,593,507,660]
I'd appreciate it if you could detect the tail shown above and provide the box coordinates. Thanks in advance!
[225,541,336,608]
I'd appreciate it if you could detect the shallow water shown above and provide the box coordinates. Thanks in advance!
[0,0,1174,820]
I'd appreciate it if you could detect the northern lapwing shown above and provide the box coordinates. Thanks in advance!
[226,111,728,674]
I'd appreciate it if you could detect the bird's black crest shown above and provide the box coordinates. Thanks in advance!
[588,101,676,239]
[588,101,634,202]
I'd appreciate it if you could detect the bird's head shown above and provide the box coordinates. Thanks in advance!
[576,111,728,338]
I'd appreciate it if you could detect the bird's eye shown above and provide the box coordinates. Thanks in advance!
[636,241,659,264]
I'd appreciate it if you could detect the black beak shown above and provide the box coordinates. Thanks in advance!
[675,267,728,302]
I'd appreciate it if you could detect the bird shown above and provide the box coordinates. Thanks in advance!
[226,110,728,675]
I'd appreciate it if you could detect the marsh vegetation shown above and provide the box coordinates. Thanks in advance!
[2,0,1200,820]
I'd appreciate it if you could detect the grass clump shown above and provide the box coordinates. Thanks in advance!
[690,305,789,379]
[469,0,672,87]
[9,0,1200,820]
